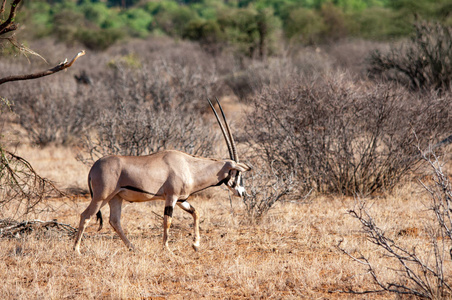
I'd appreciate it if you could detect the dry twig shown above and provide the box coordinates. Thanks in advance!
[337,198,452,299]
[0,50,85,85]
[0,219,76,238]
[0,148,65,218]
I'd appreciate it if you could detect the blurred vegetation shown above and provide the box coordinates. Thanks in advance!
[369,22,452,92]
[11,0,452,53]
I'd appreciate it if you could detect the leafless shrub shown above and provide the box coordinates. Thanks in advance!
[244,73,452,195]
[0,1,81,223]
[0,148,63,218]
[419,147,452,252]
[225,48,333,100]
[79,101,219,164]
[104,57,218,112]
[12,87,96,146]
[337,146,452,298]
[338,201,452,298]
[242,160,296,222]
[369,22,452,92]
[325,39,389,75]
[1,38,224,148]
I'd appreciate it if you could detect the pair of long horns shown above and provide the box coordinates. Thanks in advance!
[207,98,239,162]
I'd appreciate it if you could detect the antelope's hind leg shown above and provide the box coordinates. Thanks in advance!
[109,195,135,251]
[74,198,109,254]
[177,201,200,251]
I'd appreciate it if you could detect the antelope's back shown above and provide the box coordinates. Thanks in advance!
[89,150,196,196]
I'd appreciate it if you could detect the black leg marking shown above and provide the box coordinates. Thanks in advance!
[164,206,174,217]
[187,204,196,215]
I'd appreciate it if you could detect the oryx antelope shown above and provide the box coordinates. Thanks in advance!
[73,98,251,254]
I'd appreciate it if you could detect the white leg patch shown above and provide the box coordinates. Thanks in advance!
[179,201,191,211]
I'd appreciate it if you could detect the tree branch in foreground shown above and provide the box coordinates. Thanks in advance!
[0,0,21,35]
[0,148,65,218]
[0,50,86,85]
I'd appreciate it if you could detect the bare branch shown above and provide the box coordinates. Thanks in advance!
[0,50,85,85]
[0,0,21,35]
[0,148,66,218]
[242,160,296,221]
[339,201,452,298]
[0,219,76,238]
[0,0,7,16]
[0,34,48,63]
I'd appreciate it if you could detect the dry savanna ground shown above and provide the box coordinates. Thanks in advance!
[0,145,447,299]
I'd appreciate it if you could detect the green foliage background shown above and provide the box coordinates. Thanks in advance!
[12,0,452,52]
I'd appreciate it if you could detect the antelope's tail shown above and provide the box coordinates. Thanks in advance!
[96,210,103,231]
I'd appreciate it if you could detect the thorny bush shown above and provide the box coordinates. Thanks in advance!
[369,22,452,92]
[79,101,219,163]
[0,147,63,218]
[11,85,96,146]
[244,73,452,196]
[242,159,296,222]
[337,148,452,298]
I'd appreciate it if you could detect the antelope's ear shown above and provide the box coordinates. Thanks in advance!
[234,162,252,172]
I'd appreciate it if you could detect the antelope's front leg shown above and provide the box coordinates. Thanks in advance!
[177,201,200,251]
[163,196,177,251]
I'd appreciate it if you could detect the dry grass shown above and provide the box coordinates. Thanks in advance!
[14,145,90,193]
[0,146,443,299]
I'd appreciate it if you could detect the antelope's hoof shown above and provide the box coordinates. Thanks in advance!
[163,244,174,254]
[192,242,200,252]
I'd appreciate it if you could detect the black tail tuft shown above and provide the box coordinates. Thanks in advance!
[96,210,103,231]
[88,176,93,199]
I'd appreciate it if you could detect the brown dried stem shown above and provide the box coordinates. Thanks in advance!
[0,0,21,35]
[0,50,85,85]
[337,199,452,299]
[0,148,65,218]
[0,219,76,238]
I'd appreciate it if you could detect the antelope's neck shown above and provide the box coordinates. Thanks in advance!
[190,159,229,193]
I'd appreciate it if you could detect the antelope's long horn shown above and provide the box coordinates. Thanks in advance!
[214,97,238,162]
[208,98,234,161]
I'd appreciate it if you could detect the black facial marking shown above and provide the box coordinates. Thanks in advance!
[215,174,231,187]
[191,173,231,195]
[230,171,241,188]
[164,206,174,217]
[121,185,157,196]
